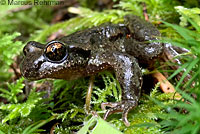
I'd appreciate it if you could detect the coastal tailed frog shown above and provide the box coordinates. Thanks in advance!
[20,15,186,126]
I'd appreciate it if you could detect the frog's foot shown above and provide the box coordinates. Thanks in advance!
[101,100,137,126]
[163,43,192,83]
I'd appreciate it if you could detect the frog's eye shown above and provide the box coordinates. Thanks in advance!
[44,41,67,62]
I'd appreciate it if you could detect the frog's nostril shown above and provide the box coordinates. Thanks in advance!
[23,41,44,56]
[23,43,34,56]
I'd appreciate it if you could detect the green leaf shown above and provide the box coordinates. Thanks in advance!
[163,21,195,40]
[77,116,123,134]
[22,116,55,134]
[176,58,199,88]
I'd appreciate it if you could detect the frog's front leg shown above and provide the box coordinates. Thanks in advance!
[87,52,143,126]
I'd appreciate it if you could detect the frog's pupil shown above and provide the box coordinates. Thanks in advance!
[45,42,67,62]
[51,46,56,53]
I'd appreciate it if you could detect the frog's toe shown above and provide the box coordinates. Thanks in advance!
[101,102,120,110]
[163,43,192,83]
[102,100,137,126]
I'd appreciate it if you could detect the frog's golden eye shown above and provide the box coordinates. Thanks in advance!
[44,41,67,62]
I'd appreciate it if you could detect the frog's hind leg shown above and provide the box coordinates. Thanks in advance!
[88,52,143,126]
[123,15,164,65]
[124,14,160,41]
[163,43,191,83]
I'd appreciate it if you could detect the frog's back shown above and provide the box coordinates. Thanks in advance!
[59,15,163,66]
[59,22,130,51]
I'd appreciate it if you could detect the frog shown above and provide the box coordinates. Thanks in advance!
[20,14,187,126]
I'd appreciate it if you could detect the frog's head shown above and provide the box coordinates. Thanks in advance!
[20,41,90,80]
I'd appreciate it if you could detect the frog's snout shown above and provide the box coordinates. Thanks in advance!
[20,58,41,80]
[20,41,46,80]
[23,41,43,56]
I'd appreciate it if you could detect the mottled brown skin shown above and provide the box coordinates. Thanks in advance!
[20,15,184,126]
